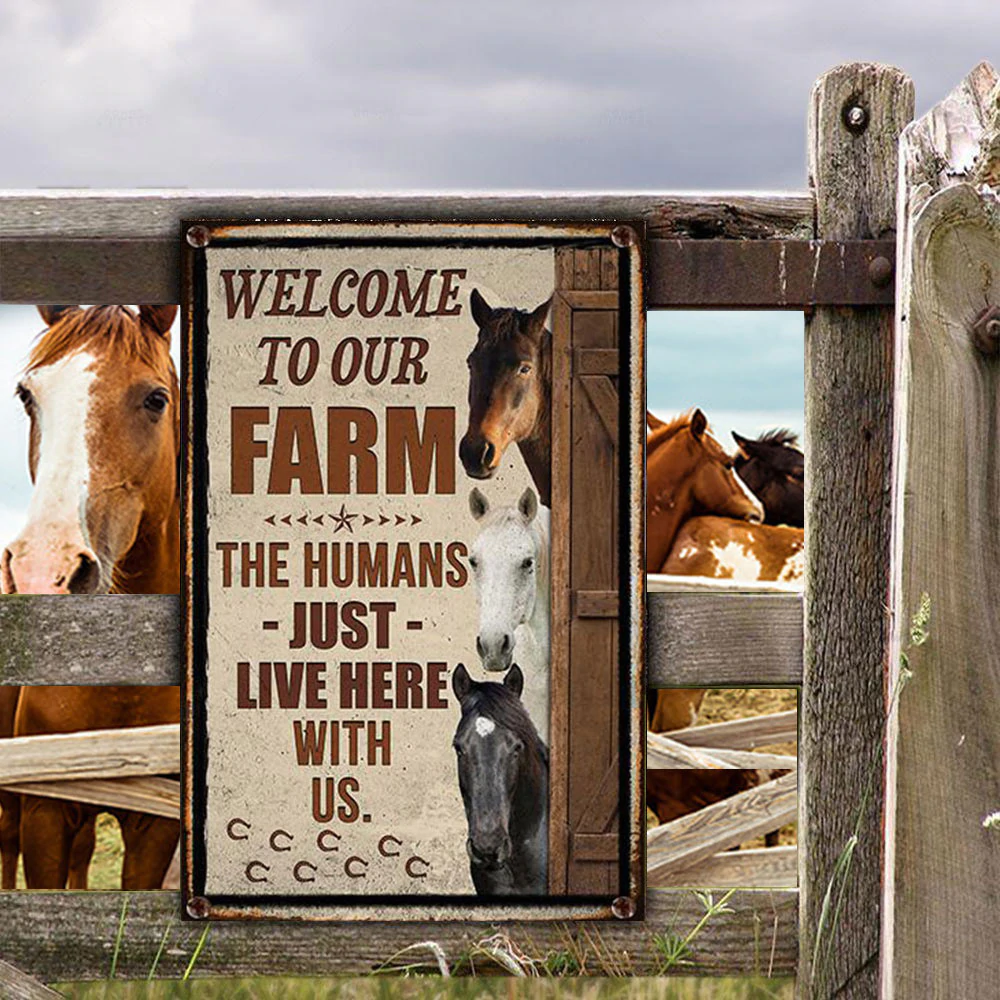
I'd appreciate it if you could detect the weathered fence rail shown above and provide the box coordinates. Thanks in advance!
[0,583,805,688]
[648,773,798,886]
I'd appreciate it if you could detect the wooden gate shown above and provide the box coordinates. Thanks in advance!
[0,59,998,1000]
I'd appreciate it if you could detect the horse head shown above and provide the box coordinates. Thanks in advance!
[1,305,179,595]
[732,429,804,527]
[468,486,546,672]
[451,663,546,877]
[459,289,551,483]
[647,408,764,569]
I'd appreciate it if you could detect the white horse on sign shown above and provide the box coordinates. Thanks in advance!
[468,486,550,740]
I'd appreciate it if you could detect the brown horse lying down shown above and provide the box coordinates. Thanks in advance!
[1,305,181,890]
[662,516,803,583]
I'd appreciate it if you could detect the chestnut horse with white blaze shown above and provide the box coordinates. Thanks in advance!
[645,410,765,733]
[0,305,180,890]
[460,290,552,506]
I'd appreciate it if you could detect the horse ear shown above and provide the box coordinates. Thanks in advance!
[452,663,472,701]
[37,305,78,326]
[504,664,524,697]
[647,411,666,431]
[469,288,493,328]
[469,488,489,520]
[732,431,751,457]
[690,408,708,440]
[525,296,552,337]
[139,305,178,338]
[517,487,537,523]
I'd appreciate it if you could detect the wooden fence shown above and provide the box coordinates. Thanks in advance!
[0,59,997,999]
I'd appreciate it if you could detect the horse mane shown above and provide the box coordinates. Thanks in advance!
[756,427,800,449]
[461,681,549,765]
[28,306,175,384]
[476,307,546,348]
[647,410,707,451]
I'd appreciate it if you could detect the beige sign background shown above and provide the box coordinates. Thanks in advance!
[200,243,554,897]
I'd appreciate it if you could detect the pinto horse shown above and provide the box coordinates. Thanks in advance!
[452,663,548,896]
[645,410,764,734]
[0,304,180,890]
[460,290,552,506]
[732,429,804,527]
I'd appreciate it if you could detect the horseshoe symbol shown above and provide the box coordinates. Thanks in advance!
[316,830,342,853]
[269,829,294,852]
[345,855,369,879]
[405,855,430,879]
[293,860,317,883]
[378,834,403,858]
[245,860,270,883]
[226,817,251,841]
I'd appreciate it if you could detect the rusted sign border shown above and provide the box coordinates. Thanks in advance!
[181,222,644,922]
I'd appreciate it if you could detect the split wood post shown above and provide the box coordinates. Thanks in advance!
[883,62,1000,999]
[801,63,913,999]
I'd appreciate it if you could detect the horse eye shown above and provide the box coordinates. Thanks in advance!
[144,389,169,414]
[518,363,532,375]
[15,384,33,410]
[521,557,534,570]
[724,461,734,470]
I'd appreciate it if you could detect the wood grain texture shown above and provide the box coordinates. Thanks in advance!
[648,773,797,883]
[664,710,799,751]
[1,776,180,818]
[647,845,797,890]
[0,960,61,1000]
[0,589,798,689]
[801,62,914,1000]
[0,191,812,239]
[0,724,178,783]
[0,888,798,979]
[883,61,1000,1000]
[0,594,178,684]
[648,590,802,687]
[647,734,796,771]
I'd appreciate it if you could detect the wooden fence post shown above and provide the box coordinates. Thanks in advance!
[883,62,1000,999]
[801,63,913,999]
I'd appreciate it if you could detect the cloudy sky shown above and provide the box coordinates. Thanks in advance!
[0,2,994,543]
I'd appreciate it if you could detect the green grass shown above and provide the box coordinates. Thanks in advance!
[56,978,794,999]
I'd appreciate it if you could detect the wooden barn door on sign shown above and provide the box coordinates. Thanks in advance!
[549,245,628,896]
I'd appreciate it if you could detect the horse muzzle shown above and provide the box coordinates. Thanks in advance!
[467,837,512,871]
[476,632,514,672]
[460,435,499,480]
[1,536,103,595]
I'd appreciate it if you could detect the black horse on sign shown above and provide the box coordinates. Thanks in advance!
[451,663,548,896]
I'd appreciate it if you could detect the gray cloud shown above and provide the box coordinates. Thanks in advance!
[0,1,994,189]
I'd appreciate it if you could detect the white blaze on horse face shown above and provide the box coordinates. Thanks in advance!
[21,351,97,544]
[475,716,496,738]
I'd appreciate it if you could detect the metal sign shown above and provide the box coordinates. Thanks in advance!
[182,223,643,920]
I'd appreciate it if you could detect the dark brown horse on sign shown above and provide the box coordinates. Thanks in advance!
[0,305,180,889]
[460,289,552,506]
